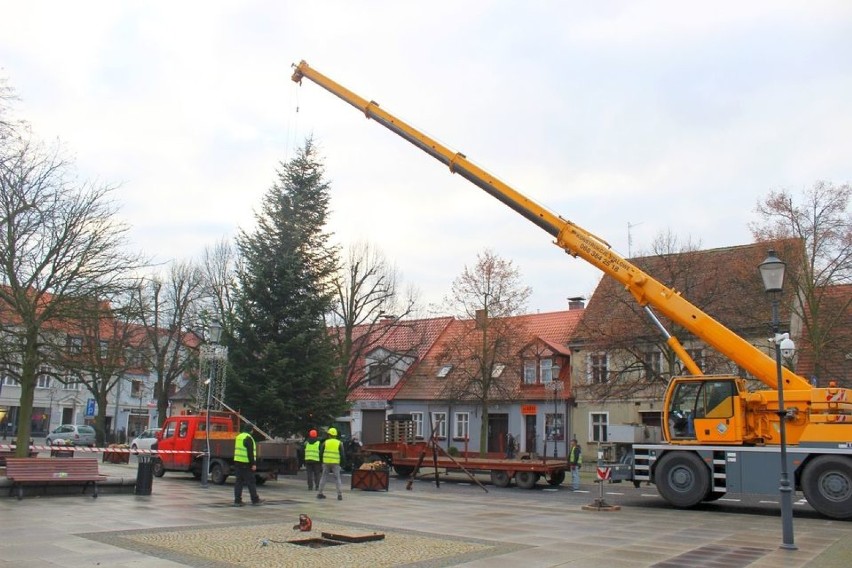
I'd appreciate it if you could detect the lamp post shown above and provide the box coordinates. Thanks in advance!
[200,320,223,488]
[758,250,797,551]
[546,380,564,458]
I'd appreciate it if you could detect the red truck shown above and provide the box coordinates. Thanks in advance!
[152,411,300,485]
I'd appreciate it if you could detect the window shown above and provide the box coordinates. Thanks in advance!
[436,364,453,378]
[453,412,469,440]
[644,350,662,379]
[62,380,80,391]
[589,353,608,384]
[67,336,83,354]
[523,360,536,384]
[590,412,608,442]
[178,422,189,438]
[541,359,555,384]
[131,380,143,397]
[545,413,564,441]
[430,412,447,439]
[368,363,392,386]
[99,340,110,356]
[2,375,20,387]
[35,375,51,389]
[491,363,506,378]
[410,412,424,438]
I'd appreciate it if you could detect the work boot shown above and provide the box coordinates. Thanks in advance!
[251,499,264,506]
[232,501,244,507]
[317,493,326,499]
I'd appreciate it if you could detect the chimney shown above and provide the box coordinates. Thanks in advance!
[567,297,585,310]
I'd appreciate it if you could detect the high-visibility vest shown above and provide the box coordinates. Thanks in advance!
[569,445,583,466]
[234,432,252,463]
[304,440,321,462]
[322,438,342,464]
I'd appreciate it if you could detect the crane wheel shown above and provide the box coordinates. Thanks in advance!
[801,455,852,520]
[547,470,566,486]
[655,452,709,508]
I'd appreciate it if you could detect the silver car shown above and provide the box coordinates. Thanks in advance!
[129,428,162,451]
[45,424,97,447]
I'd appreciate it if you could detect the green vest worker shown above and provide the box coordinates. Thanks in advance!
[304,429,322,491]
[232,426,262,506]
[317,427,345,500]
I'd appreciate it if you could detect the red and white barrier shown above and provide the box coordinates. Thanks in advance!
[0,444,201,455]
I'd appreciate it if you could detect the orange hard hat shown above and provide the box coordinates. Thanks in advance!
[309,429,318,438]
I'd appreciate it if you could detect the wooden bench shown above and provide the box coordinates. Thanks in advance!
[5,458,107,500]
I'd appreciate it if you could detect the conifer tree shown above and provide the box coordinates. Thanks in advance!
[229,139,344,436]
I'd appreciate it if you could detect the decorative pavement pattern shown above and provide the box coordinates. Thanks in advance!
[79,516,530,568]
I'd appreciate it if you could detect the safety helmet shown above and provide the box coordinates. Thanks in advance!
[308,429,317,438]
[328,427,338,436]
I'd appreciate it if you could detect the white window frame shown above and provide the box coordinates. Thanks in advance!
[430,412,447,439]
[523,360,536,384]
[541,358,554,384]
[367,362,392,386]
[35,375,52,389]
[453,412,470,440]
[410,412,424,438]
[590,412,609,443]
[588,353,608,384]
[437,364,452,378]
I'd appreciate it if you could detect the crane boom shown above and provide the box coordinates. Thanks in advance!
[291,60,811,392]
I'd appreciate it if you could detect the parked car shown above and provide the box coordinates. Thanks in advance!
[130,428,162,451]
[45,424,96,447]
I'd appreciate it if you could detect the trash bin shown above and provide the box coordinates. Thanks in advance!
[135,454,154,495]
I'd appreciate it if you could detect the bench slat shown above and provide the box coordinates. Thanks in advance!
[4,458,106,500]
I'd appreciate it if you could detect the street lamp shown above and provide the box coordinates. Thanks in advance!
[546,380,564,459]
[758,250,797,551]
[200,320,223,488]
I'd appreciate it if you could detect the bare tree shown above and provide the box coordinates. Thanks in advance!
[751,181,852,385]
[135,262,205,426]
[202,237,239,331]
[59,290,145,446]
[328,240,420,392]
[0,137,143,454]
[440,249,532,455]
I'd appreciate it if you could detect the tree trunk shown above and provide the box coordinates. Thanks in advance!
[95,393,110,447]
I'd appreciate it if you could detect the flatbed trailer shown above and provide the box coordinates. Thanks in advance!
[361,441,569,489]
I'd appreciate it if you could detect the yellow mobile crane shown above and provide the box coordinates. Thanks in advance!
[291,61,852,519]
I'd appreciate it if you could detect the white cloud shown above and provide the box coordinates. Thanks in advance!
[1,1,850,312]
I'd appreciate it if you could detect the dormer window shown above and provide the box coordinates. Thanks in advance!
[523,357,559,384]
[491,363,506,378]
[436,364,453,378]
[368,363,392,386]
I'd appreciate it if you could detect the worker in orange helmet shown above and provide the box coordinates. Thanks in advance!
[303,429,322,491]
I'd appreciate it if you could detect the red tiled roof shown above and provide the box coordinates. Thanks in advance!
[395,309,583,401]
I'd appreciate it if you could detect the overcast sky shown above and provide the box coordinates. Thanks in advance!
[2,1,850,314]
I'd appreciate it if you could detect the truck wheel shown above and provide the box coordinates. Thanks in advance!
[393,465,415,477]
[491,470,511,488]
[210,461,228,485]
[515,471,539,489]
[801,455,852,520]
[655,452,709,508]
[152,459,166,478]
[547,470,566,486]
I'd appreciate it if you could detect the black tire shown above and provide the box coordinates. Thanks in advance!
[210,461,228,485]
[547,470,566,486]
[491,470,511,488]
[152,459,166,478]
[801,455,852,520]
[702,491,725,502]
[655,452,710,508]
[393,465,415,477]
[516,471,539,489]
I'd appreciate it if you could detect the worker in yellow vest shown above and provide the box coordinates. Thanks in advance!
[304,429,322,491]
[568,438,583,491]
[317,427,344,501]
[233,424,262,506]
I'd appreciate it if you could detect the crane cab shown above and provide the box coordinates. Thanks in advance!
[664,376,746,445]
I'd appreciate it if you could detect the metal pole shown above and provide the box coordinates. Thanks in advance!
[201,355,212,489]
[772,297,796,550]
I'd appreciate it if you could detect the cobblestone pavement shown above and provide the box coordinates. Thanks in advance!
[0,458,850,567]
